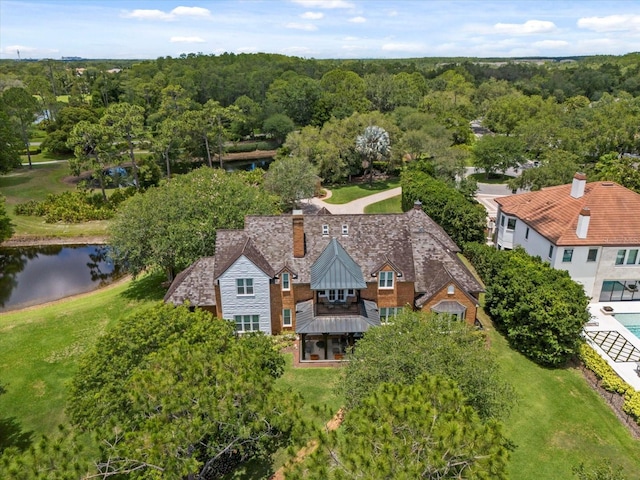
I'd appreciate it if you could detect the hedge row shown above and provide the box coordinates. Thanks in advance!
[226,141,278,153]
[15,188,136,223]
[578,343,640,424]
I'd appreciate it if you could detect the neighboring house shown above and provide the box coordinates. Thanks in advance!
[495,173,640,302]
[165,203,483,362]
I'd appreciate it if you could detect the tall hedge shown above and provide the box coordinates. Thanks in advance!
[467,244,590,367]
[401,168,486,245]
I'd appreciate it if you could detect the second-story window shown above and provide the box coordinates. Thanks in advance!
[236,278,254,295]
[379,271,394,289]
[282,272,290,291]
[562,249,574,263]
[322,224,329,235]
[342,224,349,235]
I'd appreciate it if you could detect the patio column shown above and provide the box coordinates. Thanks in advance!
[323,333,328,360]
[301,333,306,360]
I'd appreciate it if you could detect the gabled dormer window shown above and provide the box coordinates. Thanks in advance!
[281,272,290,291]
[447,285,455,295]
[379,271,394,289]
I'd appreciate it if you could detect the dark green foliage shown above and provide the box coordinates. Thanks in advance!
[339,311,514,421]
[14,188,136,223]
[469,245,590,367]
[0,105,22,173]
[109,167,280,280]
[401,167,486,245]
[292,375,511,479]
[68,303,301,478]
[573,459,628,480]
[0,195,14,242]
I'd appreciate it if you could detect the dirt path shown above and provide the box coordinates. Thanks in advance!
[269,409,344,480]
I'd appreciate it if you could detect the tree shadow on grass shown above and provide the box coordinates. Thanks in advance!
[120,271,167,302]
[0,416,33,454]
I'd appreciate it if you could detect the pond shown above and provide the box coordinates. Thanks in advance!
[0,244,122,312]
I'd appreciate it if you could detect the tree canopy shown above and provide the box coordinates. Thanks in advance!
[108,167,280,281]
[0,195,14,243]
[339,311,514,421]
[264,155,319,211]
[292,375,511,480]
[67,302,301,479]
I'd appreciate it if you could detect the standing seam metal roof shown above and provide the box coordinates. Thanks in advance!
[310,238,367,290]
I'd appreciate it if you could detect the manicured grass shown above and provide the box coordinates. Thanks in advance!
[483,312,640,479]
[0,274,166,440]
[469,172,514,184]
[363,195,402,214]
[0,162,110,238]
[20,151,72,164]
[324,178,400,204]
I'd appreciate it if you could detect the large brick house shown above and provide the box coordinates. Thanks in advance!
[165,203,483,362]
[495,173,640,302]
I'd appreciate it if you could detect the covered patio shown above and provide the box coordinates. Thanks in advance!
[295,299,380,361]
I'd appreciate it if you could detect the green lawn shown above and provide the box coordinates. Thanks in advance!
[1,162,110,238]
[20,151,72,164]
[2,271,639,477]
[0,274,165,440]
[484,314,640,479]
[468,172,515,184]
[324,178,400,204]
[363,195,402,214]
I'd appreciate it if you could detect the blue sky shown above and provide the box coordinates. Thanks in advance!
[1,0,639,60]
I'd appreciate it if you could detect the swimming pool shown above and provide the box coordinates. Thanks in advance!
[614,313,640,339]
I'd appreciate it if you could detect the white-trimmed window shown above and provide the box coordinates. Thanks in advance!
[283,309,292,327]
[627,249,639,265]
[614,249,639,265]
[342,224,349,235]
[447,284,455,294]
[234,315,259,332]
[379,271,394,289]
[587,248,598,262]
[507,218,516,230]
[380,307,402,323]
[548,245,554,259]
[562,248,574,263]
[525,227,530,240]
[322,224,329,235]
[236,278,254,295]
[281,272,290,291]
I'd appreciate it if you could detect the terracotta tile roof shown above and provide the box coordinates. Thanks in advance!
[495,181,640,246]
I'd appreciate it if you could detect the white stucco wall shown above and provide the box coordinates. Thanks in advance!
[496,209,640,302]
[218,255,272,334]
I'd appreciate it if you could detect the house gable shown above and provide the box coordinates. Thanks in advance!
[218,255,272,334]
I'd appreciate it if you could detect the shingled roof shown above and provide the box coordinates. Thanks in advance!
[167,208,483,308]
[496,181,640,246]
[164,257,216,306]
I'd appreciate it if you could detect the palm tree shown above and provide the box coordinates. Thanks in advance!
[356,125,390,186]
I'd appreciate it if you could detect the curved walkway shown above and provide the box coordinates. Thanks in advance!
[304,186,402,214]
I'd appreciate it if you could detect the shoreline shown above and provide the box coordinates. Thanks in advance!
[1,235,109,247]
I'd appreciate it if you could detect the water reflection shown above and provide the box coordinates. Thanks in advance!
[0,245,121,312]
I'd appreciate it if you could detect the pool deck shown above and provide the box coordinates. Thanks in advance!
[584,302,640,391]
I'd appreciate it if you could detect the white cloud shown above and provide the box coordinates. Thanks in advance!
[494,20,556,35]
[122,9,173,21]
[170,36,206,43]
[122,6,211,21]
[382,42,425,52]
[388,10,398,17]
[349,16,366,23]
[577,15,640,32]
[343,36,358,41]
[533,40,569,49]
[170,6,211,17]
[301,11,324,19]
[1,45,58,56]
[292,0,354,9]
[285,22,318,31]
[282,46,313,55]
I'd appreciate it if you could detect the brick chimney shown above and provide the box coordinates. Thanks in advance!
[413,200,423,210]
[292,213,305,258]
[570,172,587,199]
[576,207,590,239]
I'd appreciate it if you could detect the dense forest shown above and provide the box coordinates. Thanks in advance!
[1,52,639,193]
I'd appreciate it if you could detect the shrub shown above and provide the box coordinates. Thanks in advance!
[14,188,136,223]
[578,343,640,424]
